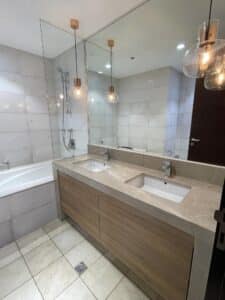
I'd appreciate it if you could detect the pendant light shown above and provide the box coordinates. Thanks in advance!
[107,39,118,103]
[204,54,225,90]
[70,19,82,97]
[183,0,225,79]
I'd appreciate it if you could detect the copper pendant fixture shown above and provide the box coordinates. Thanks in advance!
[107,39,118,103]
[70,19,82,97]
[183,0,225,91]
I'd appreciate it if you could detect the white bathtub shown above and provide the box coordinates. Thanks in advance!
[0,161,54,198]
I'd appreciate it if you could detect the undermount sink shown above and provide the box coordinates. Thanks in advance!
[74,159,110,172]
[126,174,190,203]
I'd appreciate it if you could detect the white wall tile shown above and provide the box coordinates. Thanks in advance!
[0,92,25,113]
[0,113,28,132]
[0,221,13,248]
[0,45,21,73]
[0,132,30,151]
[26,96,48,113]
[20,52,44,78]
[0,73,24,94]
[28,114,50,131]
[0,45,56,166]
[9,183,55,217]
[12,201,57,239]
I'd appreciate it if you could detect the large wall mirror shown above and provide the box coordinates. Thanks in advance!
[86,0,225,166]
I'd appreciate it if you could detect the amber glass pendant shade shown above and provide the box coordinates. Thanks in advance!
[204,53,225,90]
[183,20,224,78]
[108,85,118,103]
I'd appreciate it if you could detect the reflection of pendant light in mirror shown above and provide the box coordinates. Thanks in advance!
[107,39,118,103]
[70,19,82,97]
[183,0,225,79]
[204,54,225,90]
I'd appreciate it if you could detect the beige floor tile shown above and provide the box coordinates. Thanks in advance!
[43,219,71,238]
[24,240,62,276]
[34,256,77,300]
[0,242,21,269]
[107,277,149,300]
[4,279,43,300]
[66,240,102,268]
[56,278,95,300]
[82,256,123,300]
[52,227,84,254]
[0,257,31,298]
[16,228,49,255]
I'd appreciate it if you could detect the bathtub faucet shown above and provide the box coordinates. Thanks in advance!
[0,160,10,170]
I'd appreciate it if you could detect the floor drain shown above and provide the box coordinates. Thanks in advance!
[75,262,88,275]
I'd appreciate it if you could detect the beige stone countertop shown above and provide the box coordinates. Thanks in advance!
[53,154,222,241]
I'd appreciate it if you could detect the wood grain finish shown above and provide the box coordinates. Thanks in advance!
[58,172,194,300]
[99,193,193,300]
[58,173,100,240]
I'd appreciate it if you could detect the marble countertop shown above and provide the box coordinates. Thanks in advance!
[53,154,222,240]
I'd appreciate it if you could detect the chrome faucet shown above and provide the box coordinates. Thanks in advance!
[102,149,110,161]
[162,160,172,178]
[0,160,10,170]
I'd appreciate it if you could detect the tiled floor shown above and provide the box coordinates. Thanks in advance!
[0,219,149,300]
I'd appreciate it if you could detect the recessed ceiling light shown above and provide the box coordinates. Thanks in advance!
[98,71,103,74]
[176,43,185,50]
[105,63,111,69]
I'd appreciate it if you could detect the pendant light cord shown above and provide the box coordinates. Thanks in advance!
[206,0,213,40]
[73,29,78,78]
[110,46,113,86]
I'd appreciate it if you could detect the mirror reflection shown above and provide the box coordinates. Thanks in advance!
[86,0,225,165]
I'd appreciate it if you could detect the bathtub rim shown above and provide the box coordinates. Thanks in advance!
[0,160,54,198]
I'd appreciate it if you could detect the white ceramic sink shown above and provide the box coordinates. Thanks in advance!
[127,174,190,203]
[75,159,110,172]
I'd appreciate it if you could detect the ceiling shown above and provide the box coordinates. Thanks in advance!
[0,0,145,57]
[87,0,225,78]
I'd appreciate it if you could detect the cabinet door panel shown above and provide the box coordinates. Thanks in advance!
[58,173,99,239]
[99,193,193,300]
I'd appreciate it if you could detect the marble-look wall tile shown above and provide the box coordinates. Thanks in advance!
[51,42,88,158]
[175,75,195,159]
[88,71,118,147]
[0,44,55,167]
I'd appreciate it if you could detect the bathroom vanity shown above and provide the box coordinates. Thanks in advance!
[53,146,224,300]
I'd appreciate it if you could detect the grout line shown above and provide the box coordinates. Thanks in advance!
[105,275,124,300]
[1,220,128,300]
[53,278,78,299]
[21,259,45,300]
[2,245,45,300]
[18,244,45,300]
[80,277,98,300]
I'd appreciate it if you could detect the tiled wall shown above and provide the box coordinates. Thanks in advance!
[0,45,53,168]
[48,42,88,158]
[0,182,57,247]
[117,67,182,155]
[88,71,117,146]
[175,76,196,159]
[88,67,195,159]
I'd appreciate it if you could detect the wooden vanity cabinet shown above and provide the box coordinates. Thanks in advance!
[99,193,194,300]
[58,173,100,240]
[58,172,194,300]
